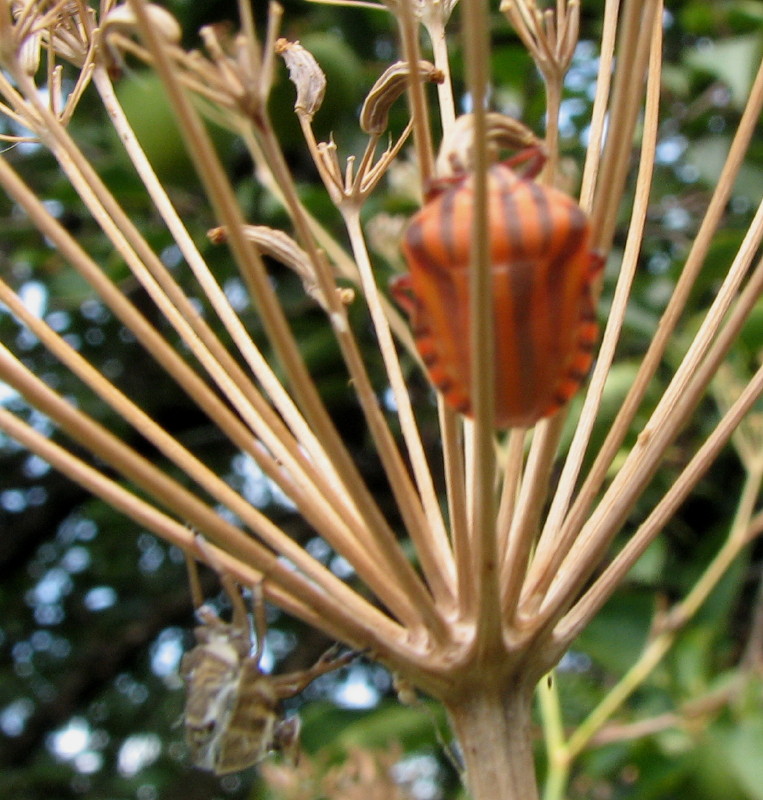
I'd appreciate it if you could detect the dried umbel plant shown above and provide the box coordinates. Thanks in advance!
[1,0,762,798]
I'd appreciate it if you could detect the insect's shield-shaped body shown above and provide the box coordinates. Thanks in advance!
[182,598,355,775]
[394,145,604,429]
[181,605,288,774]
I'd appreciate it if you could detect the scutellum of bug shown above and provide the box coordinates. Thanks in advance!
[181,540,357,775]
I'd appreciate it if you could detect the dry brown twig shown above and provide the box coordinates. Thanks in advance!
[0,0,761,798]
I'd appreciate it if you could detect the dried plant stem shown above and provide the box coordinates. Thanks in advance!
[422,9,456,132]
[525,56,763,607]
[342,207,456,604]
[496,429,527,560]
[505,0,661,620]
[533,13,661,573]
[460,0,501,649]
[0,341,386,632]
[0,403,389,643]
[559,357,763,643]
[0,277,422,629]
[446,683,539,800]
[502,426,557,620]
[0,95,427,624]
[440,406,471,613]
[247,100,453,623]
[567,460,763,761]
[553,231,763,616]
[91,67,353,507]
[590,0,661,252]
[399,0,435,187]
[128,0,449,640]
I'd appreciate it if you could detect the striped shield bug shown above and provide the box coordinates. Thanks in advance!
[392,145,603,429]
[182,547,356,774]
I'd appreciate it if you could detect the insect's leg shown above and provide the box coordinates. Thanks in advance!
[389,274,417,316]
[503,145,547,179]
[271,646,360,699]
[273,716,301,764]
[588,249,606,280]
[192,533,250,632]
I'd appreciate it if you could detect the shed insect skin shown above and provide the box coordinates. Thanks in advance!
[393,145,604,429]
[181,547,356,775]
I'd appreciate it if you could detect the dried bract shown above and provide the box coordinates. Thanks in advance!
[501,0,580,81]
[360,60,442,136]
[6,0,92,70]
[382,0,461,26]
[102,2,182,46]
[208,224,352,311]
[275,38,326,121]
[434,112,542,177]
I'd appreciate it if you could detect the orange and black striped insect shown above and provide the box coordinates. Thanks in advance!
[392,146,603,429]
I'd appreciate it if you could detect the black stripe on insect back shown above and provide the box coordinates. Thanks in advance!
[526,181,555,253]
[495,170,539,409]
[541,208,588,309]
[495,167,527,258]
[438,187,460,267]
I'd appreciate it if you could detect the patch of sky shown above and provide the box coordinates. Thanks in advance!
[332,665,380,709]
[61,545,91,574]
[305,536,332,563]
[30,566,72,605]
[160,243,183,269]
[84,326,105,346]
[58,514,98,544]
[655,135,687,165]
[392,754,444,800]
[18,280,48,317]
[23,452,51,478]
[662,204,692,232]
[329,553,355,579]
[83,586,117,612]
[115,673,149,705]
[557,97,587,138]
[231,452,296,511]
[223,277,250,311]
[150,628,184,678]
[118,733,162,777]
[48,716,107,774]
[1,488,27,512]
[558,650,592,673]
[80,298,110,323]
[0,697,35,736]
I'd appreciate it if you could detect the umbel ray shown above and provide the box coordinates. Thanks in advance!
[181,538,357,775]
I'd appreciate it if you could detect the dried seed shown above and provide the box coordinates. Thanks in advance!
[275,38,326,121]
[360,60,443,136]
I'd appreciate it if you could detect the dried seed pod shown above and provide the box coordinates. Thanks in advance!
[360,60,443,136]
[208,225,353,311]
[275,38,326,121]
[102,2,182,44]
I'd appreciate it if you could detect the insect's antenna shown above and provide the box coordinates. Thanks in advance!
[250,582,268,665]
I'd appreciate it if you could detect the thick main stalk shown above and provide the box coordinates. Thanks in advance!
[446,681,539,800]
